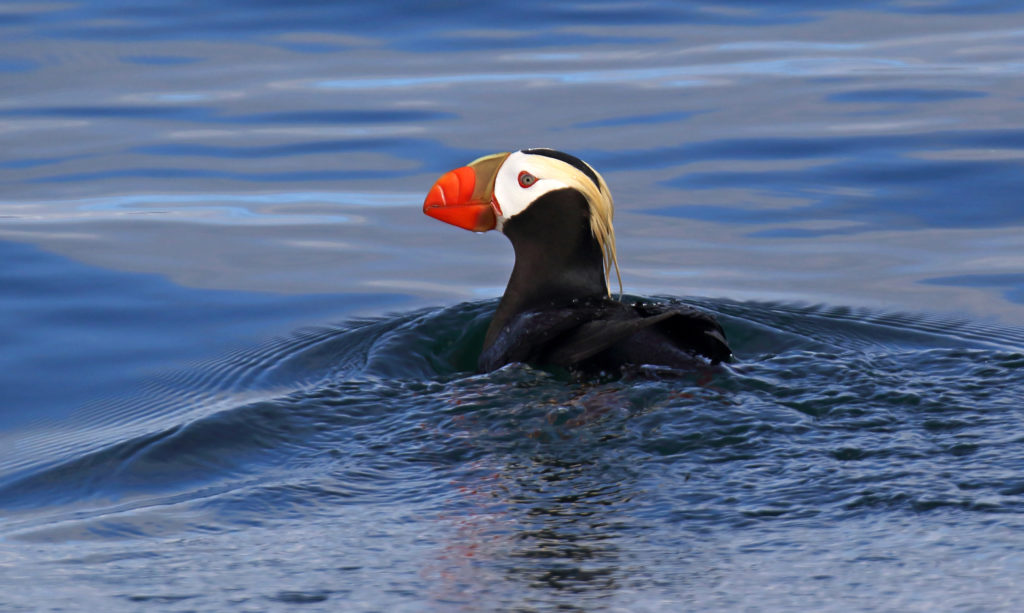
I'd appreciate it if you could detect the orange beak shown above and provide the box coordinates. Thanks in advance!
[423,153,509,232]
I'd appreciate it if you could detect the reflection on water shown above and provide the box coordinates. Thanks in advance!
[2,0,1024,611]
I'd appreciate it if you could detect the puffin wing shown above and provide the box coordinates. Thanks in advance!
[638,302,732,363]
[478,308,587,372]
[545,302,732,366]
[543,310,678,365]
[479,302,732,372]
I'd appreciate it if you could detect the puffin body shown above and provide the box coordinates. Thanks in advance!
[424,148,731,374]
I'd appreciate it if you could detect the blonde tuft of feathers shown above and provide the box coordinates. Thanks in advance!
[521,155,622,297]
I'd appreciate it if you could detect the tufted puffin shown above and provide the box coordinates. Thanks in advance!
[423,148,731,374]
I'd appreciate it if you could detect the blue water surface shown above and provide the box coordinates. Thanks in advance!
[2,1,1024,611]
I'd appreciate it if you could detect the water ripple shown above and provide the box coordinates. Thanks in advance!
[3,298,1022,537]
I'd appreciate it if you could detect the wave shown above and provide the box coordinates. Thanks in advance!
[2,297,1022,540]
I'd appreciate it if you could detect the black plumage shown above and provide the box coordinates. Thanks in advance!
[479,296,731,373]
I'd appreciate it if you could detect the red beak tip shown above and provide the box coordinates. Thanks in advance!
[423,165,497,232]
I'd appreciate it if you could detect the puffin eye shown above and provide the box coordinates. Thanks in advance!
[517,171,537,188]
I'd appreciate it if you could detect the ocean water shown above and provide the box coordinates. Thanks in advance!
[2,1,1024,611]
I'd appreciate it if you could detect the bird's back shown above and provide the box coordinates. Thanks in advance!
[478,298,731,374]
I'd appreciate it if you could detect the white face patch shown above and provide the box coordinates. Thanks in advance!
[492,151,575,229]
[488,148,622,296]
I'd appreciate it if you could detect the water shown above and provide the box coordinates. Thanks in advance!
[2,1,1024,610]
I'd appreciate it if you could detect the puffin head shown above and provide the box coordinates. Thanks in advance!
[423,148,622,295]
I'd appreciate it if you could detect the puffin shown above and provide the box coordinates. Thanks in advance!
[423,148,731,374]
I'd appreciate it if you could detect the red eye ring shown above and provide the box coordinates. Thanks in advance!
[518,171,537,188]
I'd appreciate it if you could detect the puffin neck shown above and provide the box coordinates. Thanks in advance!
[483,188,609,350]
